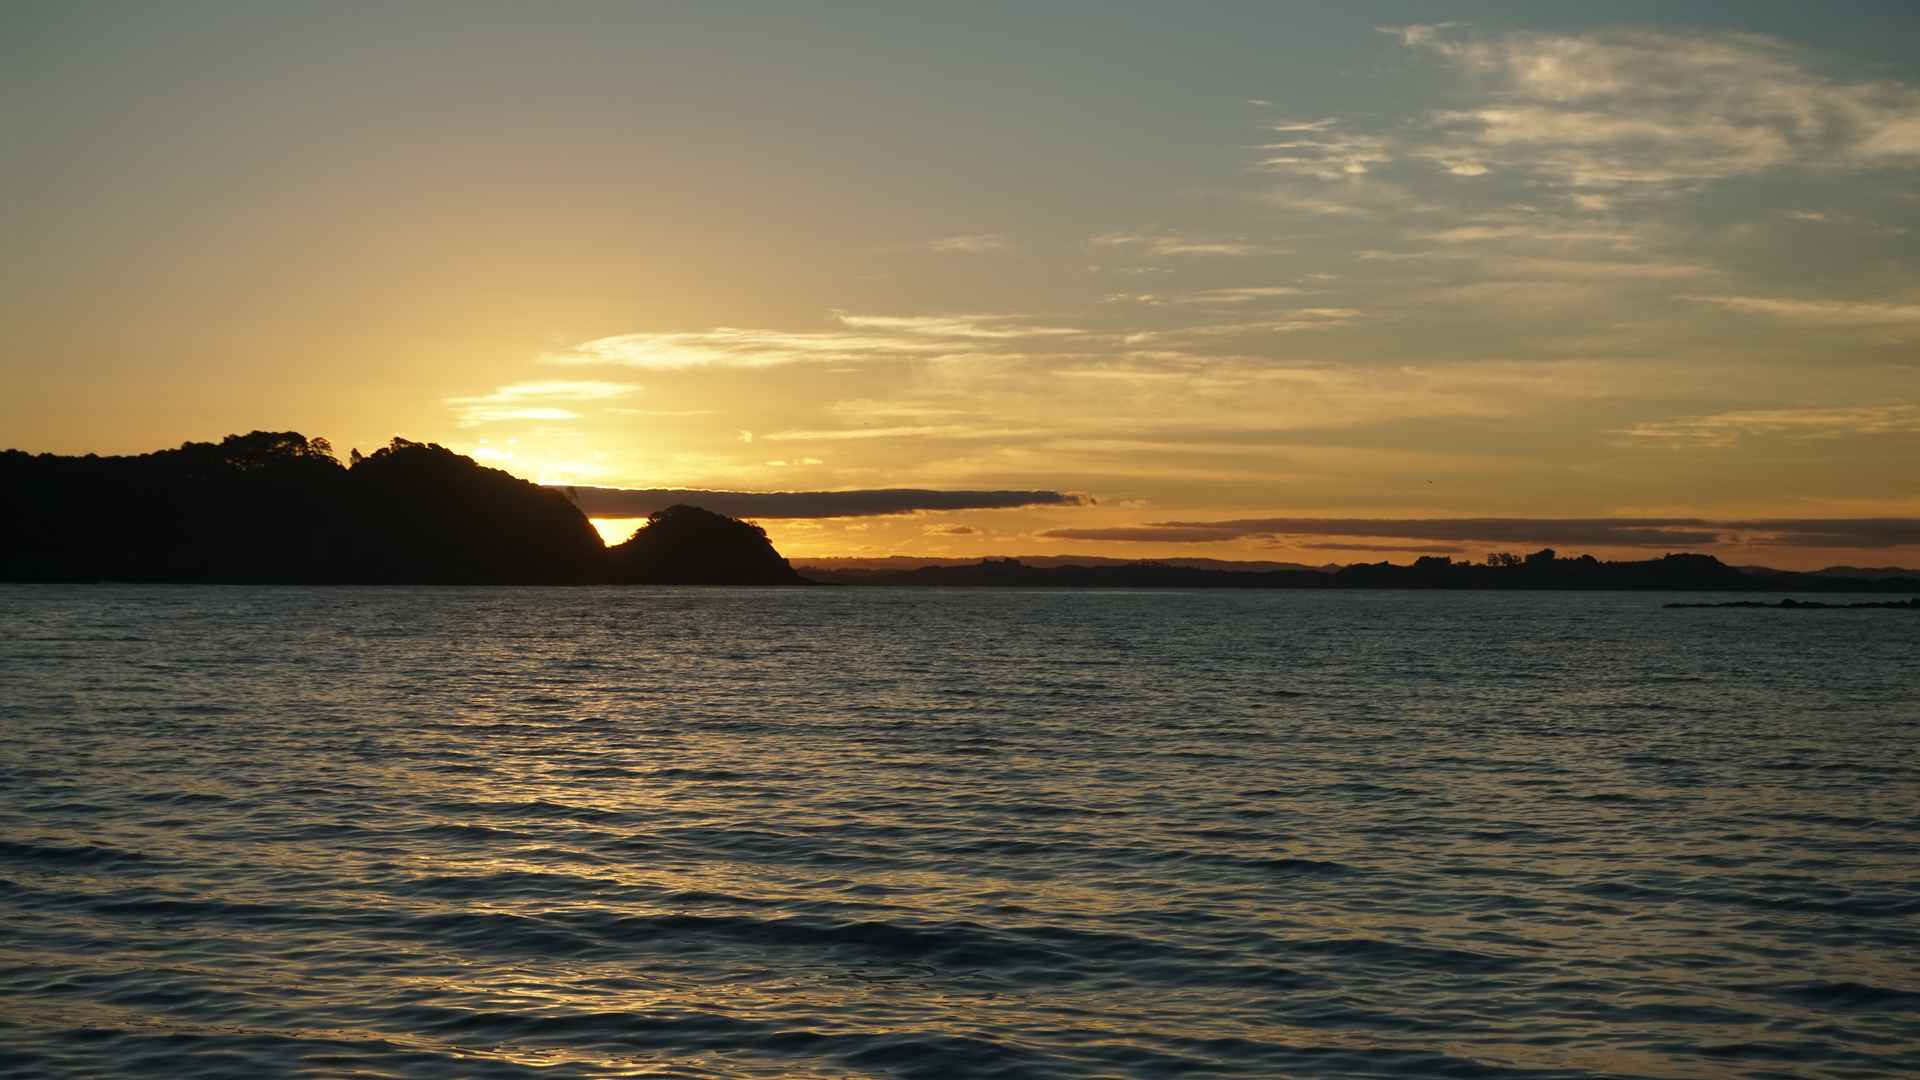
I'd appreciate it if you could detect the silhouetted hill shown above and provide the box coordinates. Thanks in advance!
[606,504,807,585]
[1740,564,1920,585]
[1,433,604,583]
[344,438,606,583]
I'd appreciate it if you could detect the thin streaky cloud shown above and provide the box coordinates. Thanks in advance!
[1688,295,1920,325]
[1724,518,1920,548]
[763,425,1043,443]
[445,380,640,425]
[1378,23,1468,49]
[928,233,1010,254]
[1104,286,1308,307]
[1303,542,1467,554]
[1090,231,1287,257]
[449,406,583,426]
[605,408,715,417]
[834,313,1087,339]
[546,328,951,370]
[1125,309,1365,343]
[447,380,639,403]
[543,310,1090,372]
[1502,257,1714,280]
[1416,225,1640,247]
[1042,516,1920,550]
[1623,404,1920,446]
[1267,117,1341,133]
[557,486,1088,519]
[1259,127,1393,180]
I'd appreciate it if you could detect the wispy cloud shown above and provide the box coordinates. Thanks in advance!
[1104,286,1307,307]
[1125,308,1365,343]
[1259,121,1393,180]
[545,312,1087,370]
[1042,518,1729,547]
[1725,519,1920,548]
[445,380,640,426]
[1091,231,1287,257]
[1416,224,1639,248]
[1364,219,1711,281]
[1778,209,1909,234]
[763,424,1041,443]
[1688,295,1920,325]
[1379,23,1467,49]
[1623,403,1920,446]
[827,400,971,421]
[605,407,714,417]
[450,406,584,425]
[1302,542,1467,554]
[1041,517,1920,550]
[929,233,1010,254]
[1257,178,1439,218]
[545,327,948,370]
[834,313,1086,339]
[1392,27,1920,190]
[1502,257,1714,280]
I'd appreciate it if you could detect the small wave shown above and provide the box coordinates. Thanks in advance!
[1287,936,1524,974]
[1748,980,1920,1012]
[427,798,629,825]
[128,791,233,806]
[1242,855,1352,876]
[0,840,152,869]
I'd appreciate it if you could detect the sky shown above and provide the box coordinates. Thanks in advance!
[5,1,1919,568]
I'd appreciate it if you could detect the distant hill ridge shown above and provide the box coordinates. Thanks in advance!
[793,555,1335,575]
[813,553,1915,592]
[801,554,1917,590]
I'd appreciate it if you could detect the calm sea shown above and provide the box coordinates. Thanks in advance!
[2,585,1917,1079]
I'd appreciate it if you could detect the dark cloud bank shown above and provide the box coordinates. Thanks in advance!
[1040,517,1920,550]
[559,486,1087,520]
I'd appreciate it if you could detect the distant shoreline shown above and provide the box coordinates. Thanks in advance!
[1665,597,1920,610]
[792,556,1920,593]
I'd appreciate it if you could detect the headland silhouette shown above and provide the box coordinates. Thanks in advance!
[1,432,798,585]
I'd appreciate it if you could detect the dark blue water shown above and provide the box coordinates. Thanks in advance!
[2,585,1917,1078]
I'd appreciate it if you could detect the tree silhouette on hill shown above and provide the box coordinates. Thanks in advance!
[3,433,598,583]
[343,438,603,584]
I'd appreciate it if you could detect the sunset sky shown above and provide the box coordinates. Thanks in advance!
[6,2,1919,568]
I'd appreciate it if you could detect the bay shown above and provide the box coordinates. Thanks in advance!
[1,585,1916,1078]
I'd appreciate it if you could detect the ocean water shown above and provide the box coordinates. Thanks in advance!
[1,585,1917,1080]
